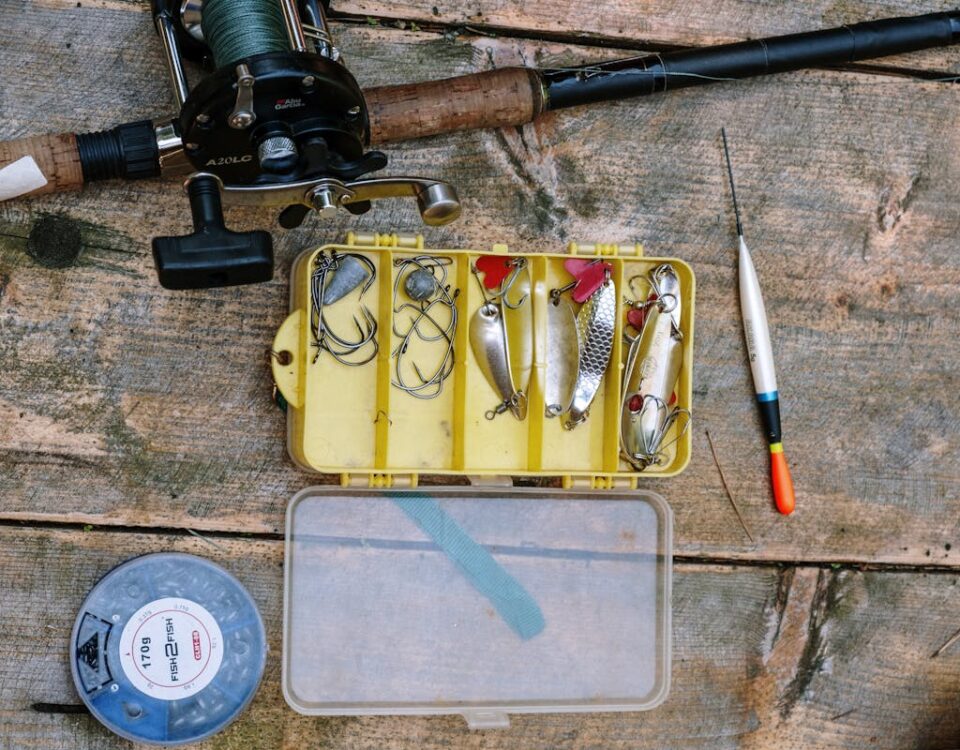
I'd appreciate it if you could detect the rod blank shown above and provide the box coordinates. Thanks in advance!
[541,11,960,109]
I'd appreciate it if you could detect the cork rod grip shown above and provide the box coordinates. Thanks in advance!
[0,133,84,201]
[366,67,545,144]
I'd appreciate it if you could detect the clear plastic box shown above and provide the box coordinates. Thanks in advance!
[283,487,672,729]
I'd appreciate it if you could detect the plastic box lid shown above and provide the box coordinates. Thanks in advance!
[283,487,672,728]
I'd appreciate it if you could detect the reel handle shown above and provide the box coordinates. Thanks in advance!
[152,174,274,290]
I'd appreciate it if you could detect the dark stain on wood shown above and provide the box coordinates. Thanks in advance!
[494,127,540,191]
[769,566,796,652]
[31,703,89,715]
[26,214,83,269]
[778,569,842,719]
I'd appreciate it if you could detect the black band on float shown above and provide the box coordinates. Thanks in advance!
[757,398,783,445]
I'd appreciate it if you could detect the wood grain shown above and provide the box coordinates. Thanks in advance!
[0,5,957,567]
[334,0,960,70]
[2,3,958,748]
[5,526,960,750]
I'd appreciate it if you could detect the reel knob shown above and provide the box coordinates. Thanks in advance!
[311,188,339,220]
[416,182,462,226]
[152,174,274,290]
[258,135,299,174]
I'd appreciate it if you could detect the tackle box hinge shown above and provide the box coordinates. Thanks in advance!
[340,473,419,489]
[567,242,643,258]
[563,475,638,490]
[346,231,424,249]
[467,475,514,488]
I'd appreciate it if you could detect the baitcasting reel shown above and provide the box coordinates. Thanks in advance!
[130,0,459,289]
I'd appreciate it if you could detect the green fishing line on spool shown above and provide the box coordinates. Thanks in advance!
[202,0,291,70]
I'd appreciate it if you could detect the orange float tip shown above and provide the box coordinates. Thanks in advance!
[769,445,795,516]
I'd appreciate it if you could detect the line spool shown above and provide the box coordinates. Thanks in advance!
[202,0,291,70]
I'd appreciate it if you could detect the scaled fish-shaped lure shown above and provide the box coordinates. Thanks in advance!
[565,279,617,429]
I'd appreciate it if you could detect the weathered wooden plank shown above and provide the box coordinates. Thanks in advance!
[0,8,958,565]
[0,2,173,135]
[4,526,960,750]
[0,527,960,750]
[334,0,960,70]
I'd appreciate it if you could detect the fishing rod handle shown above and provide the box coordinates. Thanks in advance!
[0,121,161,203]
[366,68,545,144]
[3,9,958,195]
[0,68,541,199]
[0,133,85,201]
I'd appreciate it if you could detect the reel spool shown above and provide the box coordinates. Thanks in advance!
[148,0,461,289]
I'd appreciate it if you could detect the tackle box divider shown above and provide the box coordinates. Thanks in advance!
[374,248,394,471]
[526,255,549,473]
[452,252,470,472]
[604,255,628,474]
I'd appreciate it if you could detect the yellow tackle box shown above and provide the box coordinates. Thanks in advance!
[271,232,695,487]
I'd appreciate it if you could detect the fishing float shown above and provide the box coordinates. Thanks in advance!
[721,128,796,516]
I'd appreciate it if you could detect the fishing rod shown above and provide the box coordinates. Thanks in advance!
[0,4,958,289]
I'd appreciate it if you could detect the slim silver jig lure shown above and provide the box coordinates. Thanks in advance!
[469,258,532,420]
[544,295,579,417]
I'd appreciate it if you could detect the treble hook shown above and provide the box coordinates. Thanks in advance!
[500,259,530,310]
[626,273,678,314]
[620,397,691,470]
[471,258,530,310]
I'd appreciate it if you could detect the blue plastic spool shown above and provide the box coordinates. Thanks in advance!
[70,553,267,746]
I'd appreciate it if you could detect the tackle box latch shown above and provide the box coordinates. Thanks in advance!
[461,710,511,730]
[341,473,419,489]
[563,475,639,490]
[346,231,424,249]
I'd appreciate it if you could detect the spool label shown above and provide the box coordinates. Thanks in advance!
[118,597,223,700]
